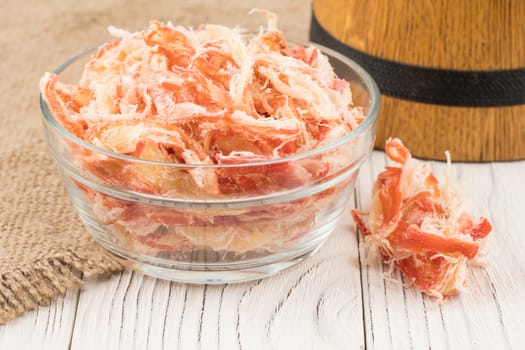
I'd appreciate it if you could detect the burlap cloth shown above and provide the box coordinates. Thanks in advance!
[0,0,309,324]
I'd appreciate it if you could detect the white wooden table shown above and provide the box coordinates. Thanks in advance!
[1,151,524,349]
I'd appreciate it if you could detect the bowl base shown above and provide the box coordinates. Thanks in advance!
[132,246,321,284]
[95,237,327,284]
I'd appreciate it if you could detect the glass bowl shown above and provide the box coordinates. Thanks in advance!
[40,42,380,284]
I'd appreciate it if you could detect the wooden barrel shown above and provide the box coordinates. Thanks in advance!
[311,0,525,161]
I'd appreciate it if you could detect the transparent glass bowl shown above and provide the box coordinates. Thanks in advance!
[40,42,380,284]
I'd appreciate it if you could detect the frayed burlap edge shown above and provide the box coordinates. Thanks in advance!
[0,250,125,325]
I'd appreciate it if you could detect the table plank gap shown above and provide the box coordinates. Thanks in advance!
[353,184,369,350]
[66,287,82,349]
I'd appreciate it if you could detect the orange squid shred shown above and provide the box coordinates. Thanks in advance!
[39,14,367,254]
[352,138,492,302]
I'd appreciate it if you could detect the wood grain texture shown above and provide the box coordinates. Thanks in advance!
[313,0,525,161]
[0,288,79,349]
[313,0,525,69]
[375,97,525,162]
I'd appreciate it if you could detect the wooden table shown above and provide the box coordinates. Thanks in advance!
[1,152,524,349]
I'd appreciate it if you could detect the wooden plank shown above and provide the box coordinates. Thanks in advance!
[480,162,525,347]
[356,151,525,350]
[67,203,364,349]
[0,288,79,349]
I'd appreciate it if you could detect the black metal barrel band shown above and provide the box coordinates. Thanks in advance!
[310,13,525,107]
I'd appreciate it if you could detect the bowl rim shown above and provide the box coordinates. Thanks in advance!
[40,39,380,169]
